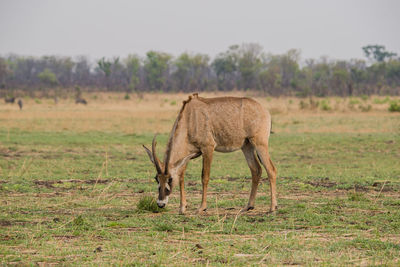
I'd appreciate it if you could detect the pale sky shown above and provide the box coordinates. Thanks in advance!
[0,0,399,61]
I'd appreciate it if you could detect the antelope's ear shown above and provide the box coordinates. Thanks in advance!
[142,145,154,164]
[174,152,201,171]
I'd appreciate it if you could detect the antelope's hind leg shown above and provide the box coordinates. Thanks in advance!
[252,139,278,212]
[241,142,262,212]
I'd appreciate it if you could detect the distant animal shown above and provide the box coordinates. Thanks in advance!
[4,97,15,103]
[17,99,23,110]
[75,98,87,105]
[143,93,277,215]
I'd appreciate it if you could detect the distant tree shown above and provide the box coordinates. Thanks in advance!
[258,49,300,95]
[125,54,141,92]
[38,68,59,87]
[331,61,350,96]
[258,54,282,95]
[97,57,119,89]
[212,45,239,91]
[386,60,400,87]
[311,58,332,97]
[0,57,10,88]
[173,52,210,91]
[73,56,91,87]
[279,49,301,89]
[237,43,263,90]
[11,56,37,88]
[144,51,172,91]
[1,44,399,96]
[362,45,397,63]
[38,56,74,87]
[349,59,367,95]
[97,57,112,77]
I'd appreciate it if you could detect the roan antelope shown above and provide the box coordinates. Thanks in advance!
[143,93,277,214]
[4,97,15,103]
[75,98,87,105]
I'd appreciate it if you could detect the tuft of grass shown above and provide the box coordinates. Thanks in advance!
[349,98,361,105]
[320,100,331,111]
[347,191,367,202]
[299,100,308,109]
[388,101,400,112]
[72,215,85,226]
[124,93,130,100]
[373,96,390,104]
[136,195,166,213]
[360,94,369,101]
[154,221,176,232]
[358,104,372,112]
[34,98,42,104]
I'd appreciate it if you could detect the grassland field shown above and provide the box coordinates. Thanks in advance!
[0,92,400,266]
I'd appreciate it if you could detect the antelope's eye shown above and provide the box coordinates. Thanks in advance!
[168,177,172,184]
[154,176,159,183]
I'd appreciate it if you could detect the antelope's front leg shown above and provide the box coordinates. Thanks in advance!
[179,176,187,215]
[198,149,213,213]
[177,165,188,214]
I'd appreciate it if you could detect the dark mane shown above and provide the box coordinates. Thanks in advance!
[164,93,198,173]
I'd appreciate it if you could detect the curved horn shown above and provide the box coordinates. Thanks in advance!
[152,134,162,174]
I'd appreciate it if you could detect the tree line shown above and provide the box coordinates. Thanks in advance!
[0,44,399,97]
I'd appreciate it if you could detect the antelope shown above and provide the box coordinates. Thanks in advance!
[75,98,87,105]
[143,93,277,214]
[4,97,15,103]
[17,99,23,110]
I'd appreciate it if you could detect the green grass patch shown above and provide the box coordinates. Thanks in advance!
[136,195,166,213]
[0,126,399,265]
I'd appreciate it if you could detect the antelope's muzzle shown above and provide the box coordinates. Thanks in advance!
[156,196,168,208]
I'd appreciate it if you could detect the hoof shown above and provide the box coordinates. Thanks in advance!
[267,206,278,214]
[240,206,254,213]
[197,208,207,214]
[179,205,187,215]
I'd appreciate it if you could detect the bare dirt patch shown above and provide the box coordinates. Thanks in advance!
[305,177,337,188]
[34,179,110,188]
[0,219,12,226]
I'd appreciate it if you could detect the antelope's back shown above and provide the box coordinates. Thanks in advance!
[186,96,270,149]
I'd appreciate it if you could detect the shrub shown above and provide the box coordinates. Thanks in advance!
[359,104,372,112]
[373,97,390,104]
[360,94,369,101]
[349,98,360,105]
[299,100,309,109]
[309,98,319,109]
[124,93,130,100]
[320,100,331,111]
[388,102,400,112]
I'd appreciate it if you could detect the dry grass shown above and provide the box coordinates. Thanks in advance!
[1,92,399,134]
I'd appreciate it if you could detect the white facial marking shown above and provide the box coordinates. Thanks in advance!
[165,183,170,191]
[157,196,169,206]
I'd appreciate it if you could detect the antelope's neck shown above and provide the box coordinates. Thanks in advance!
[164,113,189,179]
